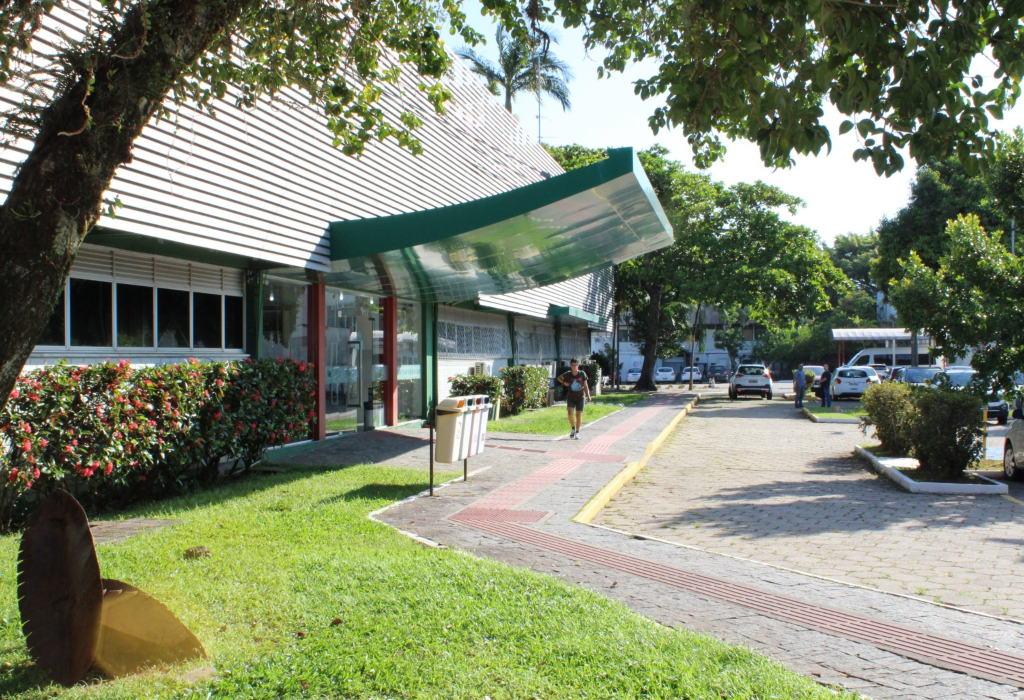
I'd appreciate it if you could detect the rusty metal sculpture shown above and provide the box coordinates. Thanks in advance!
[17,491,206,686]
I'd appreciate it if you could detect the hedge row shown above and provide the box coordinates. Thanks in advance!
[0,358,315,530]
[862,382,985,477]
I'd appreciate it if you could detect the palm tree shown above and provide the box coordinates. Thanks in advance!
[455,27,572,114]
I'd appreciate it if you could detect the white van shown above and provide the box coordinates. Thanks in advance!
[846,347,934,367]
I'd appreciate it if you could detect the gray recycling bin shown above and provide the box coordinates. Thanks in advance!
[435,396,471,463]
[471,396,490,455]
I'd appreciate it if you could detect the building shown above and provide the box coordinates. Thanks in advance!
[3,4,672,436]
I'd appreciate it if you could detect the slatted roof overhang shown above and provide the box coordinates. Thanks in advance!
[831,328,931,342]
[306,148,673,302]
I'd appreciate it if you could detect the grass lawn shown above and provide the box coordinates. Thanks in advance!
[326,416,357,432]
[489,393,650,435]
[0,464,853,700]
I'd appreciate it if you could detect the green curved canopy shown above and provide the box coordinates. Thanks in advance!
[313,147,673,302]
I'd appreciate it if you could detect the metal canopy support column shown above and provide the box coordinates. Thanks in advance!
[308,282,327,441]
[555,316,563,368]
[507,313,518,367]
[244,269,266,359]
[382,297,398,427]
[422,302,439,419]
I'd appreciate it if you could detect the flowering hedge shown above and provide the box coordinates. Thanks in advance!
[449,374,503,406]
[0,358,314,530]
[499,366,549,416]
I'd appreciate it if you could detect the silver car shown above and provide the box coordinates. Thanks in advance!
[1004,404,1024,480]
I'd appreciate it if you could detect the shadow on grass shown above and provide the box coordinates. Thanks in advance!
[314,481,435,507]
[0,661,55,698]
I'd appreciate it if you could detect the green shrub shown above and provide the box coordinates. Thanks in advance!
[908,387,985,477]
[861,382,916,456]
[553,360,601,399]
[500,366,549,415]
[0,358,314,530]
[449,373,503,406]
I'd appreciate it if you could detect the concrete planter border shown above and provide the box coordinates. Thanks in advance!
[803,408,863,424]
[854,445,1007,494]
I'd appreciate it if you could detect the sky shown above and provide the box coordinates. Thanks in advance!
[455,5,1024,245]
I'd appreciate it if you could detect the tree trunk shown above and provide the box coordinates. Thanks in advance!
[0,0,255,413]
[634,285,661,392]
[505,89,513,112]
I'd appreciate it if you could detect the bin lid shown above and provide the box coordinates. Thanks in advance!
[438,397,470,411]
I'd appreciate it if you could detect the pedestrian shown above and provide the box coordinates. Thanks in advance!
[820,363,832,408]
[557,358,592,440]
[793,363,806,408]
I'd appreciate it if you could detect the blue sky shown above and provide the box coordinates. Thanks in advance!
[454,5,1024,244]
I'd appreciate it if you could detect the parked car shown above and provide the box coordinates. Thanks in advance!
[938,368,1024,425]
[870,364,890,378]
[891,366,943,386]
[625,368,642,383]
[830,366,881,399]
[679,367,702,383]
[654,366,677,382]
[729,364,773,400]
[709,364,730,383]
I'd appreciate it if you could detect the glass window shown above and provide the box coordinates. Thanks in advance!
[70,279,112,347]
[225,295,244,349]
[38,288,65,346]
[158,288,190,348]
[262,279,307,361]
[116,284,153,347]
[397,301,423,420]
[193,292,222,349]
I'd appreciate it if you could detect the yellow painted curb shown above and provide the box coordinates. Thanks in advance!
[1002,494,1024,508]
[573,395,700,524]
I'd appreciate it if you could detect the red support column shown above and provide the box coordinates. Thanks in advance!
[383,296,399,426]
[308,283,327,441]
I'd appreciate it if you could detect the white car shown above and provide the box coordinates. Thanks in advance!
[654,367,677,382]
[830,366,880,399]
[729,365,773,400]
[625,368,642,383]
[678,367,702,382]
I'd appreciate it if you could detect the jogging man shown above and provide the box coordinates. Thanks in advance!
[558,358,591,440]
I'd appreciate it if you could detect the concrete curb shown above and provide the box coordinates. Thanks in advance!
[573,395,701,524]
[803,408,863,424]
[854,445,1007,494]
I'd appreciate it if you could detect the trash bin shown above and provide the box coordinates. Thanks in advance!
[472,396,490,455]
[461,395,484,458]
[435,397,470,463]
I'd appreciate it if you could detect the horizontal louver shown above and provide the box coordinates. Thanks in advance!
[70,246,114,281]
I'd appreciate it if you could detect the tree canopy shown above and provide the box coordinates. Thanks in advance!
[828,232,879,296]
[4,0,1024,410]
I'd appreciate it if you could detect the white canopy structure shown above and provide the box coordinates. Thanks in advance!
[830,328,930,343]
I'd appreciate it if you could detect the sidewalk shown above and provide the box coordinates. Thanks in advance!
[366,392,1024,699]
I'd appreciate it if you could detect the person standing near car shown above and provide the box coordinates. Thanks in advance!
[820,364,832,408]
[558,358,591,440]
[794,363,806,408]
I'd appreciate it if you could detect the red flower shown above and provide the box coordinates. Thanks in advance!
[9,389,18,399]
[214,412,222,420]
[21,439,30,452]
[40,439,47,448]
[8,469,18,483]
[33,468,40,479]
[65,446,73,453]
[216,379,224,387]
[105,463,113,476]
[72,439,78,446]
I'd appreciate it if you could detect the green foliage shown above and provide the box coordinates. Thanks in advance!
[828,232,880,295]
[499,366,549,415]
[713,323,746,369]
[755,289,878,365]
[618,146,846,388]
[454,27,572,112]
[891,214,1024,392]
[544,144,608,171]
[0,359,314,530]
[988,128,1024,227]
[908,388,985,477]
[861,382,916,456]
[448,373,503,406]
[874,158,1010,293]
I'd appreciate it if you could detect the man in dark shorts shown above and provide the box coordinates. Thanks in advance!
[558,358,591,440]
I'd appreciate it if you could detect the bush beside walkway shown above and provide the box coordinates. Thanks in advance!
[0,463,853,699]
[489,393,650,435]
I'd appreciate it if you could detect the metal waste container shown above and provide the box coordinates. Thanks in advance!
[435,397,470,463]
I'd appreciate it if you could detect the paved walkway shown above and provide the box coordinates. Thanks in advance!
[298,391,1024,699]
[600,396,1024,621]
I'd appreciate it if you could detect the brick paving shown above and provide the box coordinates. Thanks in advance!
[599,395,1024,621]
[367,390,1024,699]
